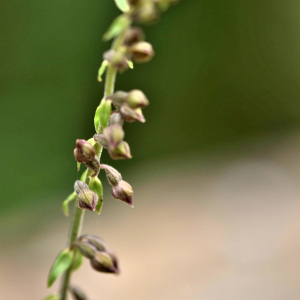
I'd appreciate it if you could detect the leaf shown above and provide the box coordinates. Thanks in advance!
[62,192,77,217]
[103,15,131,42]
[77,162,81,171]
[80,170,87,182]
[95,100,111,130]
[97,60,108,82]
[126,60,134,69]
[114,0,130,13]
[71,249,83,272]
[41,294,60,300]
[89,177,103,215]
[47,249,74,288]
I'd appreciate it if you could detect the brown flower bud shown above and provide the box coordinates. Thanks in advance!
[71,241,97,259]
[100,164,122,186]
[123,27,145,46]
[90,251,119,274]
[78,190,98,211]
[129,41,154,63]
[74,180,89,195]
[120,105,146,123]
[109,112,123,126]
[126,89,149,108]
[106,91,128,107]
[111,180,133,206]
[74,139,95,163]
[93,133,108,148]
[68,285,88,300]
[103,124,124,151]
[108,141,132,160]
[78,234,107,252]
[85,156,100,178]
[103,49,127,69]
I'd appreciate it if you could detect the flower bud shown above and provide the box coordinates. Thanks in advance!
[78,190,98,211]
[120,105,146,123]
[111,180,133,206]
[90,251,119,274]
[71,241,97,259]
[79,234,107,252]
[105,91,128,107]
[74,139,95,163]
[68,285,88,300]
[74,180,89,195]
[100,164,122,186]
[108,141,132,160]
[134,3,159,24]
[126,89,149,108]
[129,41,154,63]
[85,156,100,178]
[109,112,123,126]
[103,124,124,151]
[93,133,108,148]
[103,49,127,69]
[123,27,145,46]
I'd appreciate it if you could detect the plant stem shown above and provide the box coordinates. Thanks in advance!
[59,28,129,300]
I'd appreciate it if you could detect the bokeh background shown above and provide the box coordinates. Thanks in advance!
[1,0,300,299]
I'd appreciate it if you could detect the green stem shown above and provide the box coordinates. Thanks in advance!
[59,28,129,300]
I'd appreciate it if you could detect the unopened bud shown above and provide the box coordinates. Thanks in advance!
[111,180,133,206]
[103,124,124,151]
[90,251,119,274]
[103,49,127,69]
[74,139,95,163]
[71,241,97,259]
[108,141,132,160]
[85,156,100,178]
[124,27,145,46]
[68,285,88,300]
[134,3,159,24]
[106,91,128,107]
[129,41,154,63]
[109,112,123,126]
[78,190,98,211]
[120,105,146,123]
[100,164,122,186]
[93,133,108,148]
[126,89,149,108]
[74,180,89,195]
[78,234,107,252]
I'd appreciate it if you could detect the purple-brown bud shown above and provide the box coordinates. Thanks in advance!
[78,190,98,211]
[85,156,100,178]
[68,285,88,300]
[93,133,108,149]
[126,89,149,108]
[103,124,124,151]
[71,241,97,259]
[123,27,145,46]
[108,141,132,160]
[106,91,128,107]
[120,105,146,123]
[103,49,127,69]
[74,180,89,195]
[78,234,107,252]
[90,251,119,274]
[111,180,133,206]
[100,164,122,186]
[74,139,95,163]
[109,112,123,126]
[129,41,154,63]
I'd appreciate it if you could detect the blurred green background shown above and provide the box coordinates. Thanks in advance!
[2,1,300,299]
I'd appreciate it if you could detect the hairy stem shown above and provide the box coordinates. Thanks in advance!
[59,28,129,300]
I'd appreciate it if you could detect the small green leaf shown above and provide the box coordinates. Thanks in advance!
[71,249,83,272]
[103,15,131,42]
[41,294,60,300]
[80,170,87,182]
[62,192,77,217]
[77,162,81,171]
[127,60,134,69]
[95,100,111,130]
[47,249,74,288]
[87,138,96,146]
[90,177,103,215]
[114,0,130,12]
[97,60,108,82]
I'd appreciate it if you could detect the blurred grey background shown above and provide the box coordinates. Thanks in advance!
[1,0,300,299]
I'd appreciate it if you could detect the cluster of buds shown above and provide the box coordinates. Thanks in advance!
[72,235,119,274]
[94,89,149,160]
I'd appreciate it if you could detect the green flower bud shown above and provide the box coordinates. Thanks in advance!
[90,251,119,274]
[71,241,97,259]
[78,234,107,252]
[120,105,146,123]
[74,139,95,163]
[111,180,133,206]
[103,124,124,151]
[129,41,155,63]
[93,133,108,148]
[123,26,145,46]
[109,112,124,126]
[74,180,89,195]
[78,190,99,211]
[103,49,127,70]
[100,164,122,186]
[68,285,88,300]
[85,156,100,178]
[126,89,149,108]
[134,2,159,24]
[108,141,132,160]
